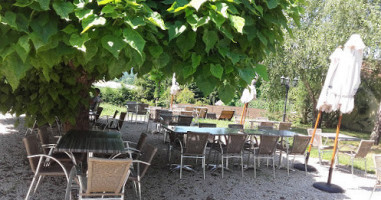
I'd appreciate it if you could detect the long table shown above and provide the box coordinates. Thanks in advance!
[56,130,125,164]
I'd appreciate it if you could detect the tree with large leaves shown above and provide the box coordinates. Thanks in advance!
[0,0,304,129]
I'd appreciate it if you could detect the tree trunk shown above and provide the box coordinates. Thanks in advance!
[370,102,381,145]
[300,72,318,127]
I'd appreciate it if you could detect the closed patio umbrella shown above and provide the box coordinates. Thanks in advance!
[170,73,180,109]
[312,34,365,193]
[240,79,257,124]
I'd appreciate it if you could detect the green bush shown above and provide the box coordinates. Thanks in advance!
[99,87,136,106]
[176,87,195,104]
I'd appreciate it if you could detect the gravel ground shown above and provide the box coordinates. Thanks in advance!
[0,113,380,200]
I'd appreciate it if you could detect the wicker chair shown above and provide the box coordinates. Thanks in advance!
[123,133,148,159]
[258,121,274,130]
[126,101,137,121]
[128,144,158,200]
[370,154,381,199]
[278,122,292,130]
[228,124,244,129]
[179,132,210,179]
[160,113,175,143]
[75,157,133,200]
[307,128,333,164]
[95,110,119,130]
[338,140,374,174]
[216,134,247,178]
[199,123,217,145]
[283,135,311,175]
[24,134,72,200]
[175,115,193,126]
[253,135,279,178]
[104,112,127,132]
[307,128,322,147]
[135,103,149,123]
[218,110,235,121]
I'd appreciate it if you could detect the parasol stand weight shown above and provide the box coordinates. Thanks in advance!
[294,111,321,172]
[313,113,344,193]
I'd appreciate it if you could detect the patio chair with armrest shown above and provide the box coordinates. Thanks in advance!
[338,140,374,175]
[24,134,73,200]
[216,134,247,178]
[370,154,381,200]
[94,106,103,123]
[104,112,127,133]
[68,157,133,200]
[160,113,175,143]
[258,121,274,130]
[95,110,119,130]
[175,115,193,126]
[122,133,148,159]
[253,135,280,178]
[218,110,235,121]
[179,131,210,179]
[283,135,311,175]
[278,122,292,130]
[228,124,244,129]
[135,103,149,123]
[128,144,158,200]
[126,101,137,121]
[199,123,217,146]
[307,128,334,164]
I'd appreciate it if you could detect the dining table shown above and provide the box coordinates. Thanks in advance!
[248,119,281,129]
[55,130,125,165]
[164,126,298,168]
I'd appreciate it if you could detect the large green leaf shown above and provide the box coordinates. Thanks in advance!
[209,10,225,28]
[126,17,146,29]
[148,45,163,58]
[218,84,235,103]
[15,35,30,63]
[255,64,268,81]
[176,31,196,55]
[167,0,189,13]
[52,0,74,20]
[81,14,106,34]
[202,29,218,54]
[29,13,58,44]
[2,12,17,30]
[183,65,195,78]
[168,21,187,41]
[69,33,90,52]
[1,53,32,90]
[108,56,127,78]
[266,0,280,9]
[196,76,215,95]
[14,0,33,7]
[238,67,256,84]
[147,12,166,30]
[210,63,223,80]
[189,0,207,11]
[191,53,201,69]
[122,27,146,56]
[101,35,126,58]
[215,2,229,18]
[36,0,50,10]
[186,14,210,31]
[229,15,245,34]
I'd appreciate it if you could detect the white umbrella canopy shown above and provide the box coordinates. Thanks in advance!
[240,79,257,104]
[170,73,180,95]
[316,34,365,114]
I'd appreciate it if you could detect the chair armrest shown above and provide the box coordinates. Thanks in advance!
[28,154,70,179]
[41,144,57,148]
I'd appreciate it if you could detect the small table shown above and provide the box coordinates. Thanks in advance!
[320,133,361,141]
[56,130,125,165]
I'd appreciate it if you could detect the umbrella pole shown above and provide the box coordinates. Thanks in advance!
[313,113,344,193]
[327,113,342,184]
[305,110,322,165]
[170,95,174,109]
[240,103,247,124]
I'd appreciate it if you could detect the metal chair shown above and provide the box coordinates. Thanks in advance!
[128,144,158,200]
[123,133,148,159]
[338,140,374,174]
[307,128,333,164]
[23,134,72,200]
[253,135,279,178]
[283,135,311,175]
[175,115,193,126]
[178,131,210,179]
[370,154,381,200]
[104,112,127,133]
[135,103,149,123]
[278,122,292,130]
[216,134,247,178]
[258,121,274,130]
[95,110,119,130]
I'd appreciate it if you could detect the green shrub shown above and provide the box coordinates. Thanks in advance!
[176,87,195,104]
[99,87,136,106]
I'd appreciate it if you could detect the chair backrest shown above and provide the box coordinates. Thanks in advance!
[355,140,374,158]
[37,125,53,154]
[278,122,292,130]
[228,124,244,129]
[160,113,174,125]
[107,110,119,128]
[117,112,127,130]
[289,135,312,155]
[136,103,149,115]
[184,107,194,112]
[218,110,235,120]
[86,157,132,195]
[198,108,208,118]
[184,132,209,155]
[258,135,279,155]
[112,110,119,119]
[136,133,148,151]
[374,154,381,183]
[126,102,137,112]
[307,128,322,147]
[95,107,103,121]
[198,123,216,128]
[225,134,247,154]
[258,122,274,130]
[176,115,193,126]
[23,134,44,172]
[180,111,193,116]
[137,144,158,178]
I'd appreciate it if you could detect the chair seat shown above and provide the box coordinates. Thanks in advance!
[38,162,73,176]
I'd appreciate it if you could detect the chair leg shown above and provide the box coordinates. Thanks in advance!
[351,157,354,175]
[203,157,206,180]
[318,150,322,164]
[272,156,275,179]
[33,175,44,193]
[25,174,39,200]
[365,159,367,175]
[370,185,376,200]
[138,181,142,200]
[241,154,244,178]
[286,152,289,176]
[253,155,256,178]
[180,155,183,179]
[221,154,224,178]
[132,181,138,197]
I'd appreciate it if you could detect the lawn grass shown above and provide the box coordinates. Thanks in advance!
[99,103,380,173]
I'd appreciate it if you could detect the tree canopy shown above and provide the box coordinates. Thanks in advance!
[0,0,304,127]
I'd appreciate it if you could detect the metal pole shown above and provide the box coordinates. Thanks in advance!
[282,85,289,122]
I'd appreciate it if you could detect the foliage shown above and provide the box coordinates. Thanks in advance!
[99,86,136,106]
[0,0,304,127]
[176,87,195,104]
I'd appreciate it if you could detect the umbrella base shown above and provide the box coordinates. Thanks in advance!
[293,163,317,172]
[313,182,345,193]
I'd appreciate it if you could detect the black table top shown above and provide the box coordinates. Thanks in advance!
[55,130,125,154]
